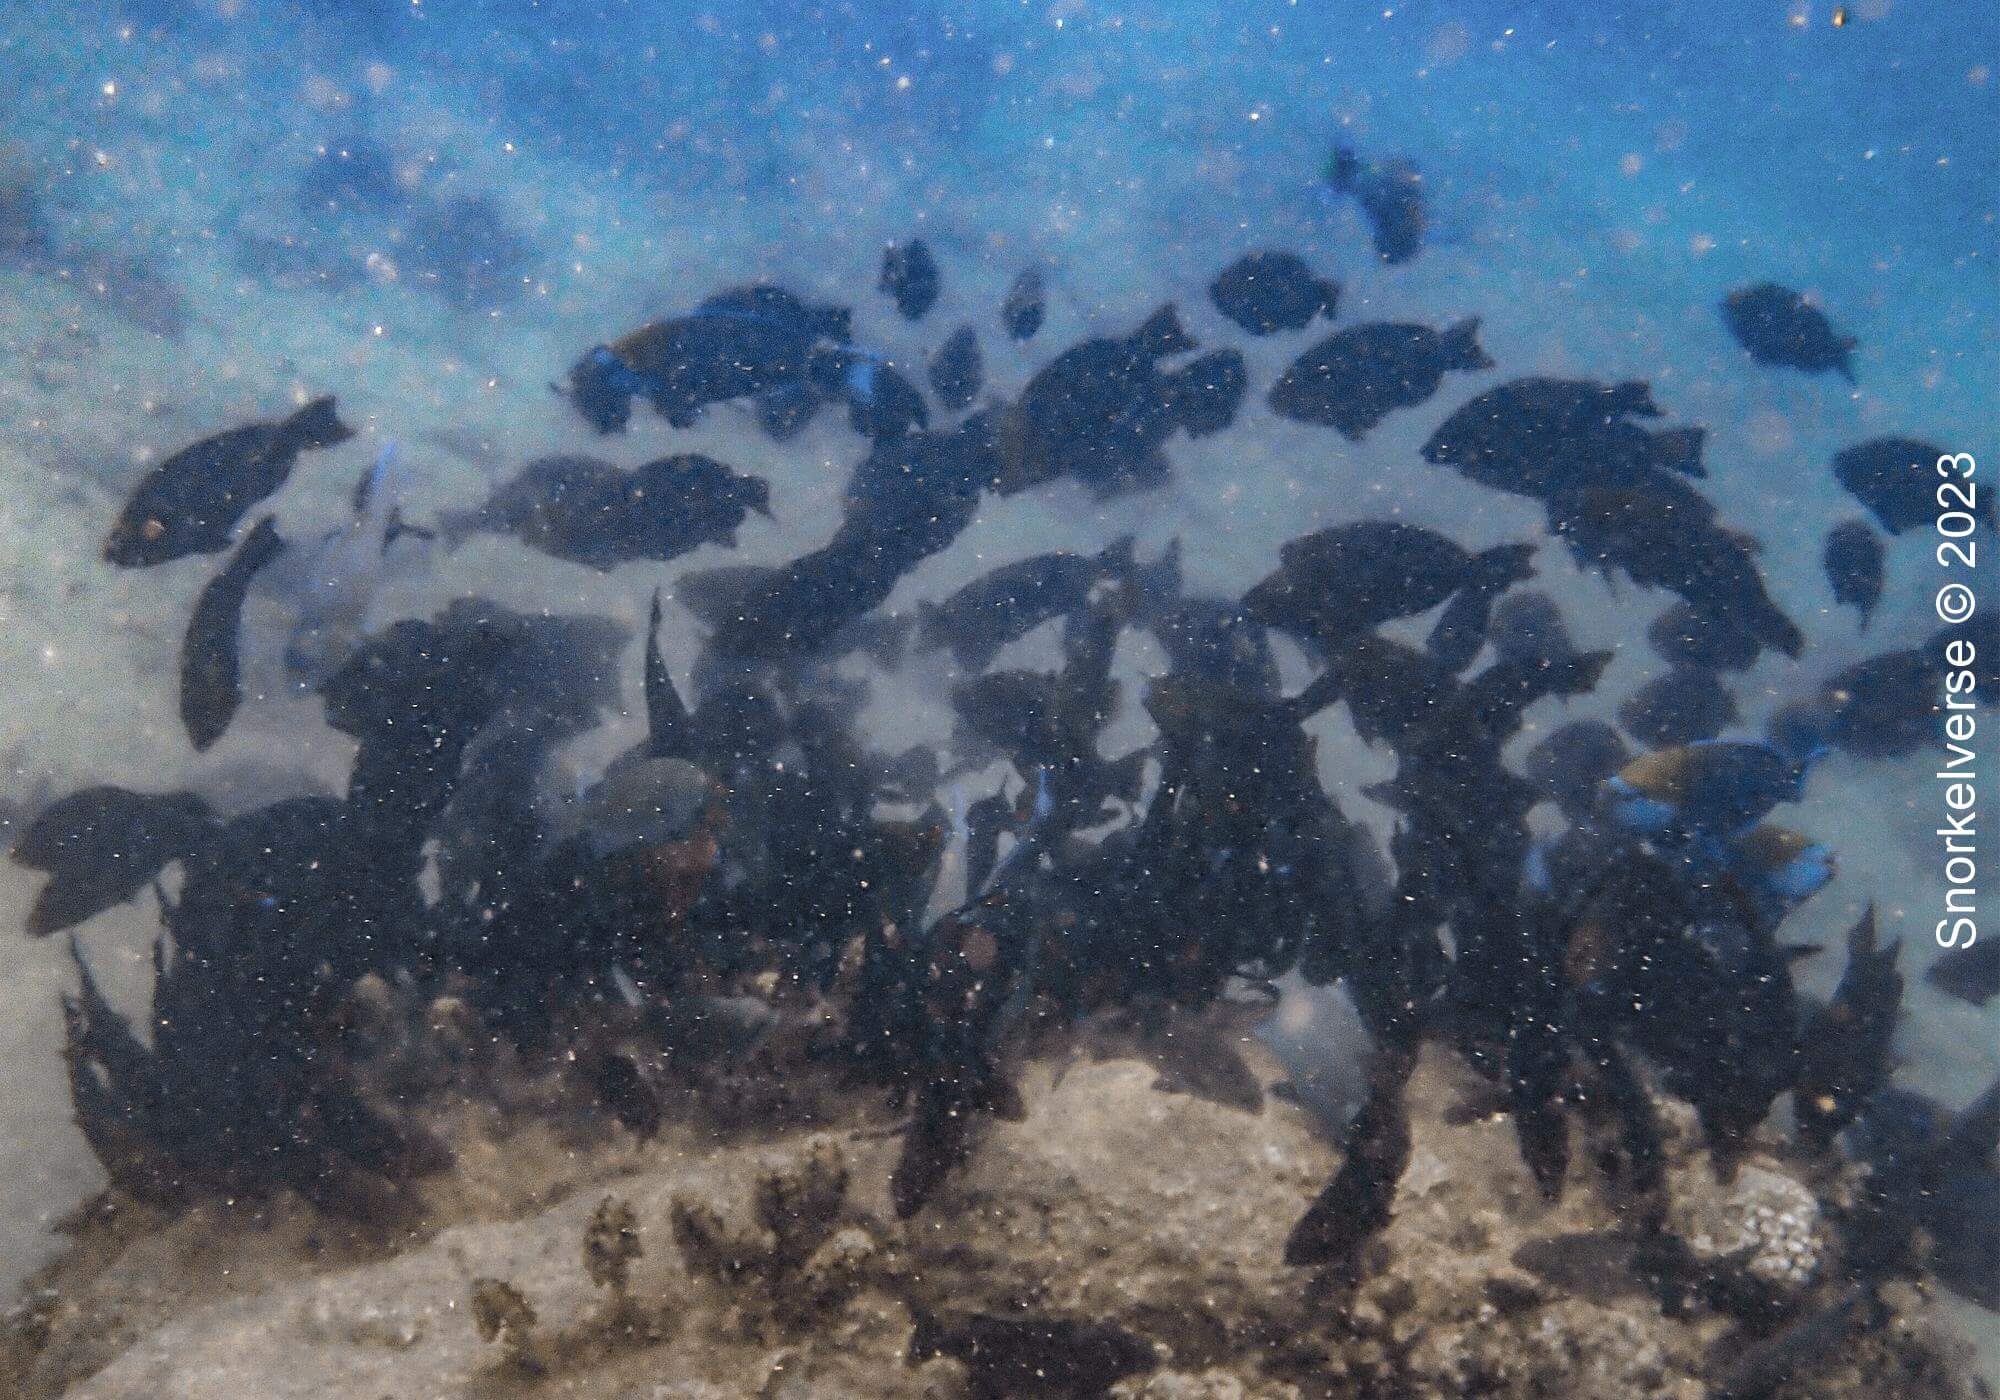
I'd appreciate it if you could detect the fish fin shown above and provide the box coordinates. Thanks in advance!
[645,588,694,761]
[1653,427,1708,479]
[283,395,355,450]
[1315,277,1342,320]
[1132,302,1197,358]
[1611,380,1661,418]
[1442,316,1493,371]
[1470,542,1537,593]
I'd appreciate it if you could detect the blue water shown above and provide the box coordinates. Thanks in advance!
[0,0,1994,1386]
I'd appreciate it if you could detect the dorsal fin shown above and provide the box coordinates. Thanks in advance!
[645,589,693,760]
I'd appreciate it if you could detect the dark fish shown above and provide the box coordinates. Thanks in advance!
[1244,522,1533,649]
[928,324,983,411]
[1550,486,1803,660]
[1794,904,1901,1152]
[1422,377,1706,501]
[993,304,1244,498]
[565,283,849,434]
[180,516,286,752]
[1721,282,1857,380]
[1926,939,1999,1007]
[1832,437,1981,535]
[880,237,941,320]
[439,453,770,571]
[808,348,930,440]
[1525,720,1630,823]
[1286,1038,1415,1266]
[1647,601,1762,675]
[906,1307,1154,1399]
[1269,318,1490,440]
[105,396,353,567]
[1489,591,1577,670]
[916,537,1132,672]
[1324,145,1425,265]
[1618,667,1738,748]
[1001,264,1046,340]
[1822,519,1884,627]
[1821,648,1941,759]
[1208,250,1340,335]
[12,786,214,936]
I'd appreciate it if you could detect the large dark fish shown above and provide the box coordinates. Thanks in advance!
[992,304,1244,498]
[1269,318,1490,440]
[1832,436,1982,535]
[1793,904,1901,1152]
[880,237,940,320]
[439,453,770,571]
[180,516,286,752]
[1647,600,1762,675]
[104,396,352,566]
[1721,282,1857,380]
[1525,720,1629,823]
[1208,250,1339,335]
[1822,519,1884,628]
[1421,377,1706,502]
[12,786,215,936]
[915,537,1133,671]
[1618,667,1738,748]
[1244,522,1533,650]
[1324,145,1425,265]
[1820,648,1941,759]
[565,283,849,433]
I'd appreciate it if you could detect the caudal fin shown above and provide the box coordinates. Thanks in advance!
[283,395,355,452]
[1470,542,1537,593]
[1440,317,1493,371]
[1132,303,1197,358]
[1652,426,1707,479]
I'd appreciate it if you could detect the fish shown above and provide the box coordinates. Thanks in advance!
[1727,825,1836,924]
[1244,523,1533,650]
[927,324,983,411]
[1925,939,1999,1007]
[991,304,1244,498]
[1793,904,1901,1152]
[281,443,416,690]
[1721,282,1858,380]
[1647,600,1763,675]
[12,786,215,936]
[1207,250,1340,335]
[1421,377,1706,502]
[1822,519,1885,627]
[181,516,286,751]
[1604,740,1804,843]
[880,237,941,320]
[905,1306,1155,1399]
[560,756,713,858]
[1820,648,1941,759]
[104,396,354,567]
[1617,667,1738,748]
[1488,590,1577,670]
[565,283,849,433]
[1000,264,1046,340]
[1324,145,1425,264]
[809,347,930,439]
[1832,436,1982,534]
[915,537,1133,672]
[1525,720,1630,824]
[438,453,771,571]
[1269,317,1490,440]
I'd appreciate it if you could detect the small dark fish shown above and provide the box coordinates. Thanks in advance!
[916,537,1132,671]
[1269,318,1490,440]
[880,238,941,320]
[1821,648,1941,759]
[1208,250,1340,335]
[1721,282,1857,380]
[1822,519,1884,627]
[1325,145,1425,265]
[1832,437,1980,535]
[1618,667,1738,748]
[180,516,286,752]
[1794,904,1901,1152]
[1489,591,1577,670]
[906,1306,1155,1399]
[1244,522,1533,649]
[928,324,983,411]
[1647,601,1762,675]
[1001,264,1046,340]
[105,396,353,567]
[12,786,214,936]
[1926,939,1999,1007]
[439,453,770,571]
[1525,719,1630,823]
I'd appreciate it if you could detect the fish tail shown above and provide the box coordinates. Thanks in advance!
[1470,541,1537,592]
[1653,427,1707,478]
[1442,316,1493,371]
[283,395,356,451]
[1315,276,1342,321]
